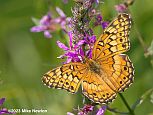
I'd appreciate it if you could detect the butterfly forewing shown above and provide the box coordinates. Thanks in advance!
[92,13,132,60]
[42,63,87,93]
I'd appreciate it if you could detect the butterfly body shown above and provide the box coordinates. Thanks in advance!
[42,13,134,104]
[87,59,102,75]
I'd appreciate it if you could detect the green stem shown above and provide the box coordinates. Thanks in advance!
[135,27,148,53]
[119,93,135,115]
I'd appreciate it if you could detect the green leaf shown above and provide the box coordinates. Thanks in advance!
[150,90,153,104]
[31,17,40,25]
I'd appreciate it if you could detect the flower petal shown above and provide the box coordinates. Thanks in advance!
[44,31,52,38]
[74,40,85,49]
[115,4,127,13]
[89,35,96,43]
[63,0,68,4]
[101,21,109,29]
[40,13,52,25]
[67,112,74,115]
[78,47,85,57]
[57,41,69,50]
[30,26,46,32]
[96,106,107,115]
[56,7,66,17]
[0,108,15,114]
[65,57,72,64]
[86,49,92,59]
[68,31,73,48]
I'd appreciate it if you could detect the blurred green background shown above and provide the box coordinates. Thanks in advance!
[0,0,153,115]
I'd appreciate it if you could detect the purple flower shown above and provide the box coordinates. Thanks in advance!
[96,106,107,115]
[94,14,103,26]
[0,98,5,105]
[0,98,15,114]
[57,30,97,63]
[57,32,85,63]
[63,0,68,4]
[78,104,94,115]
[115,4,127,13]
[31,7,70,38]
[94,14,109,29]
[67,112,74,115]
[102,21,109,29]
[55,7,71,31]
[83,34,96,58]
[31,13,53,38]
[95,0,99,4]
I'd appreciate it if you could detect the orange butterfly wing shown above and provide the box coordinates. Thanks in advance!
[42,13,134,104]
[42,63,87,93]
[82,71,117,104]
[82,13,134,103]
[92,13,132,60]
[82,54,134,103]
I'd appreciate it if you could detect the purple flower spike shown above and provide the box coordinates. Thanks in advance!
[96,106,107,115]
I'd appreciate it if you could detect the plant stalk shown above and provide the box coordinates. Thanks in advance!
[119,93,135,115]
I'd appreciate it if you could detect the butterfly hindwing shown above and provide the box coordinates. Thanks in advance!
[99,54,134,92]
[42,63,87,93]
[82,71,117,104]
[82,54,134,104]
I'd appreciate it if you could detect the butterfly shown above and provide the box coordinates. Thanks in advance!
[42,13,134,104]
